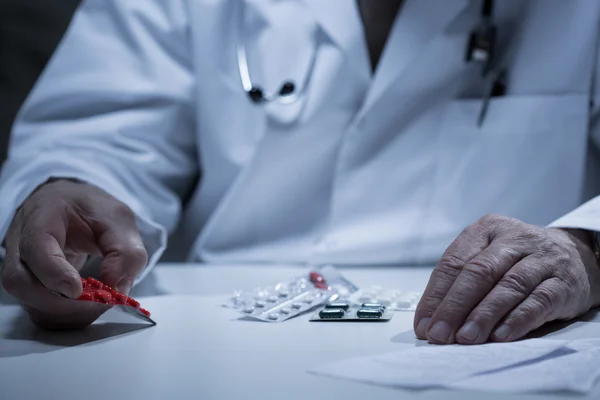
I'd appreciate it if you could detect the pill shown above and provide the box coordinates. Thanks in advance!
[309,272,326,286]
[394,299,413,309]
[77,292,94,301]
[326,302,350,310]
[319,308,345,319]
[278,291,289,298]
[378,297,392,307]
[112,292,127,304]
[303,297,314,304]
[242,306,255,314]
[292,302,303,309]
[139,308,151,317]
[80,277,88,289]
[268,313,279,320]
[255,301,266,308]
[314,282,328,290]
[357,308,383,318]
[361,303,385,310]
[280,308,291,315]
[93,290,112,304]
[267,296,278,303]
[87,277,103,290]
[126,297,141,308]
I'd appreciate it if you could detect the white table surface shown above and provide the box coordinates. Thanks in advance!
[1,263,600,400]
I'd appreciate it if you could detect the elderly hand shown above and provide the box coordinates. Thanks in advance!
[1,179,148,330]
[413,214,600,344]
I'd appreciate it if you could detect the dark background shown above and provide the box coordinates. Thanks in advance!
[0,0,81,162]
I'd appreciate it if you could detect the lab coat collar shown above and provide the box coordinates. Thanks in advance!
[359,0,471,117]
[301,0,371,83]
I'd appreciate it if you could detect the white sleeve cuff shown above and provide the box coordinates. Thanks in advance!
[547,196,600,232]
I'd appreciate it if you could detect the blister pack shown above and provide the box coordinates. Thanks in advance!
[224,265,358,322]
[345,285,421,311]
[55,277,156,325]
[310,301,393,322]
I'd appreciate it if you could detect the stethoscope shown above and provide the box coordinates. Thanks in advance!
[237,0,503,124]
[236,0,318,105]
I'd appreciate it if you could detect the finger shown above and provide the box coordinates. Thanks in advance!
[2,236,108,329]
[84,202,148,295]
[18,209,82,298]
[490,278,566,342]
[425,242,524,344]
[455,256,549,344]
[414,219,494,339]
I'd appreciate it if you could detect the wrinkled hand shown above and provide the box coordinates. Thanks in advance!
[1,179,147,330]
[414,215,600,344]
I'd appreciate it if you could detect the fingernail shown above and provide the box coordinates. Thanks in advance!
[457,321,480,342]
[416,317,431,339]
[493,324,512,341]
[57,280,77,299]
[428,321,452,343]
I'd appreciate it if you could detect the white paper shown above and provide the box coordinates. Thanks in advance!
[309,338,569,389]
[448,346,600,394]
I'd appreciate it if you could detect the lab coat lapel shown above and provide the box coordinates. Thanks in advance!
[359,0,470,116]
[302,0,371,82]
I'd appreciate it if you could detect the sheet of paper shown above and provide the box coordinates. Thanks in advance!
[448,346,600,394]
[309,338,569,389]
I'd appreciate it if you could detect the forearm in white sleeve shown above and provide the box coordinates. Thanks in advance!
[549,35,600,233]
[0,0,198,283]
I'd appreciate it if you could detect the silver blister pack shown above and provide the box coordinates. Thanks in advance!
[345,286,421,311]
[224,265,358,322]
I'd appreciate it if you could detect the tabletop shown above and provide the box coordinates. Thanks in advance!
[1,263,600,400]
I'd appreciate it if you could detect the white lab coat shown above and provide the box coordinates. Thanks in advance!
[1,0,600,281]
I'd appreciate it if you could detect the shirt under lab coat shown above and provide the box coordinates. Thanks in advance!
[1,0,600,282]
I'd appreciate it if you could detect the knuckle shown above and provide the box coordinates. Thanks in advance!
[528,287,557,316]
[120,245,148,267]
[419,293,444,313]
[500,272,531,296]
[437,254,466,275]
[478,214,509,227]
[438,296,468,317]
[462,257,498,284]
[469,309,498,327]
[111,202,136,222]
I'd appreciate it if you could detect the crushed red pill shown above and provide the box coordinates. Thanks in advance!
[75,277,150,318]
[86,277,103,290]
[126,297,140,308]
[77,292,94,301]
[139,308,151,317]
[112,292,127,304]
[94,290,112,304]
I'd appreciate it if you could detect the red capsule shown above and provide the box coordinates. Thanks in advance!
[309,272,326,286]
[93,290,112,304]
[87,277,103,289]
[112,292,127,304]
[126,297,140,308]
[80,277,88,290]
[139,308,151,317]
[314,282,328,290]
[77,292,94,301]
